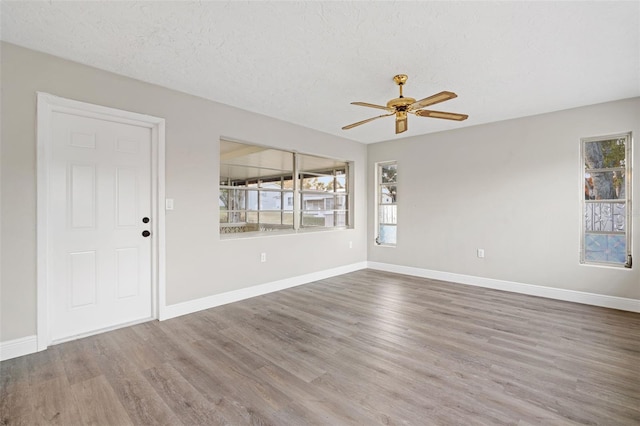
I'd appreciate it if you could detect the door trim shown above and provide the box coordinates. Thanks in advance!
[36,92,166,351]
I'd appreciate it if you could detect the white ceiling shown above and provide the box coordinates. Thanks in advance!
[2,1,639,144]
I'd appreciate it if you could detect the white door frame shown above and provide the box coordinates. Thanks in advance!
[36,92,166,351]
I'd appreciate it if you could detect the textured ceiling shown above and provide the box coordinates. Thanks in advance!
[2,1,639,144]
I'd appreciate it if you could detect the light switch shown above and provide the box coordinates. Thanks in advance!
[165,199,174,210]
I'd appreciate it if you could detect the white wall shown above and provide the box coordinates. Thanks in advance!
[368,97,640,300]
[0,42,368,342]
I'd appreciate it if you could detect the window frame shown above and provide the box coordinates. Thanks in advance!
[580,132,632,268]
[299,167,349,229]
[375,160,397,247]
[219,140,351,235]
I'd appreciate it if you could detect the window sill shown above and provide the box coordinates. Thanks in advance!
[219,226,350,241]
[579,261,632,270]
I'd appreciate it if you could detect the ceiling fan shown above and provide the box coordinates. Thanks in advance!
[342,74,468,134]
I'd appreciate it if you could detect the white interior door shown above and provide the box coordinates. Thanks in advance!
[48,110,153,342]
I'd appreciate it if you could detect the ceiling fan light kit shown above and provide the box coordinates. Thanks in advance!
[342,74,468,134]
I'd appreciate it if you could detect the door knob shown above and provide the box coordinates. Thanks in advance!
[142,217,150,223]
[142,230,151,237]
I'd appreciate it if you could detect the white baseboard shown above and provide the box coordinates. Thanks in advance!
[0,335,38,361]
[367,262,640,313]
[160,261,368,320]
[8,260,634,361]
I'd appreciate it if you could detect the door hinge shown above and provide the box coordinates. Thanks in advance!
[624,254,632,268]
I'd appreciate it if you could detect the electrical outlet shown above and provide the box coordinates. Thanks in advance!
[260,253,267,263]
[477,248,485,258]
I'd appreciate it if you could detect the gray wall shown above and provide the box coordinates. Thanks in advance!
[368,97,640,299]
[2,42,638,345]
[0,43,368,342]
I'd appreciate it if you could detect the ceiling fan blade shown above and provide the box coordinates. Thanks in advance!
[351,102,394,111]
[414,109,469,121]
[342,113,394,130]
[395,115,408,134]
[409,91,457,109]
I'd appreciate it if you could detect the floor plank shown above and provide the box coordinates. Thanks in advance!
[70,375,133,425]
[30,377,83,425]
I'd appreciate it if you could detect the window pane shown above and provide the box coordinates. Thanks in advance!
[335,195,347,210]
[260,211,282,225]
[585,202,625,232]
[302,193,335,211]
[302,174,334,192]
[247,212,258,223]
[302,211,335,227]
[584,233,626,264]
[282,176,294,190]
[228,211,246,223]
[324,198,334,210]
[247,190,258,210]
[379,205,397,224]
[219,189,229,210]
[260,191,282,210]
[335,175,347,192]
[381,164,397,183]
[335,211,348,227]
[584,139,627,169]
[584,171,625,200]
[378,225,397,245]
[226,189,245,210]
[380,185,397,203]
[283,212,294,225]
[283,192,294,210]
[218,189,244,210]
[219,211,229,223]
[262,180,281,189]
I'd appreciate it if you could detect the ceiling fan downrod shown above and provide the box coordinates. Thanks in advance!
[393,74,408,98]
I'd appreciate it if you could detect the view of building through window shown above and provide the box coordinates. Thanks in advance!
[300,168,348,227]
[220,140,349,234]
[581,133,632,267]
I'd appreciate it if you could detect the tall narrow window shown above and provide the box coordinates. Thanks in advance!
[581,132,632,267]
[376,161,397,246]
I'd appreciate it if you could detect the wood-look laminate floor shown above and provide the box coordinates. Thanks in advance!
[2,269,639,425]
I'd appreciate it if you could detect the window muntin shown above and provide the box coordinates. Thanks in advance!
[220,175,294,233]
[220,140,350,234]
[376,161,397,246]
[581,133,632,267]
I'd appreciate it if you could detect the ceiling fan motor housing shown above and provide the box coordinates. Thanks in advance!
[387,97,416,111]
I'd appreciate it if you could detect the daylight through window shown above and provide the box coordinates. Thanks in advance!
[581,132,632,267]
[375,161,397,246]
[220,140,350,234]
